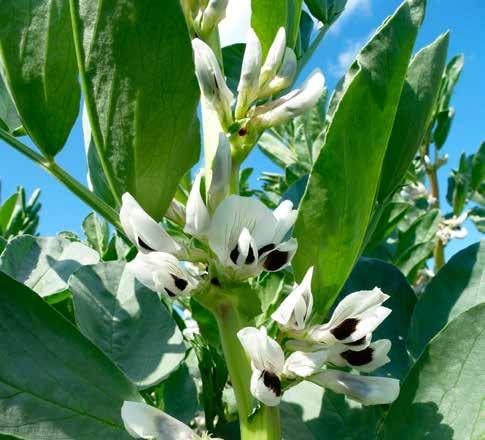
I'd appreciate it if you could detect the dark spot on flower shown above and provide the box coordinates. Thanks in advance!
[340,347,374,366]
[245,245,255,264]
[262,370,281,397]
[345,336,367,347]
[230,245,240,264]
[137,236,155,252]
[171,274,188,291]
[258,243,276,255]
[165,288,177,298]
[211,277,221,286]
[330,318,359,341]
[263,249,288,271]
[238,126,248,136]
[213,74,219,90]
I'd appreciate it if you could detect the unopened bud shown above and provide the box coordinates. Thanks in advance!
[258,48,297,99]
[198,0,228,37]
[207,133,232,210]
[259,27,286,90]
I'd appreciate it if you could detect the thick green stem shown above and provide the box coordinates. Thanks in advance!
[0,129,123,231]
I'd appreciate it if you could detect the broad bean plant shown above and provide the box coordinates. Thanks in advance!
[0,1,483,440]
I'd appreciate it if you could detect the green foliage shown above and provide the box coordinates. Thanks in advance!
[70,261,186,389]
[0,77,21,133]
[294,0,425,315]
[0,0,80,157]
[0,271,141,439]
[0,235,99,297]
[304,0,348,26]
[380,304,485,440]
[251,0,289,56]
[70,0,201,219]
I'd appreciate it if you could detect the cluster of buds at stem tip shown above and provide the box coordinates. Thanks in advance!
[436,211,468,245]
[119,134,298,296]
[192,27,325,150]
[237,268,399,407]
[181,0,228,40]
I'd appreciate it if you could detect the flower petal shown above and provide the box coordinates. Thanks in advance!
[283,350,327,378]
[310,370,400,406]
[259,27,286,89]
[207,133,232,211]
[260,238,298,272]
[329,339,391,373]
[271,199,298,243]
[120,193,181,255]
[184,171,210,238]
[250,368,282,407]
[121,401,195,439]
[258,48,297,99]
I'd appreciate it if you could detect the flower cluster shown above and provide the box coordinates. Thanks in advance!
[192,27,325,149]
[182,0,228,39]
[237,268,399,407]
[436,211,468,245]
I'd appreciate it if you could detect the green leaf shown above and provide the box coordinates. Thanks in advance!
[282,381,384,440]
[471,141,485,191]
[378,32,449,202]
[341,258,417,380]
[0,271,141,439]
[0,193,18,235]
[0,235,99,297]
[0,236,6,254]
[297,11,313,55]
[304,0,348,25]
[222,44,245,94]
[83,212,110,257]
[380,304,485,440]
[0,77,21,132]
[70,261,186,389]
[433,107,455,149]
[437,53,464,112]
[407,240,485,360]
[70,0,200,219]
[281,174,309,208]
[294,0,425,315]
[287,0,303,49]
[470,207,485,233]
[251,0,288,56]
[0,0,80,156]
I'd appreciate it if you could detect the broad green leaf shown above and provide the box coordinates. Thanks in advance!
[70,0,200,219]
[0,193,18,234]
[0,271,141,439]
[157,363,198,425]
[294,0,425,314]
[0,235,99,297]
[380,304,485,440]
[407,240,485,360]
[222,44,245,94]
[437,53,464,112]
[287,0,303,49]
[251,0,288,56]
[70,262,186,389]
[378,32,449,202]
[433,107,455,149]
[0,77,21,132]
[341,258,417,380]
[297,10,314,56]
[282,381,384,440]
[303,0,348,25]
[0,0,80,156]
[471,141,485,191]
[83,212,110,257]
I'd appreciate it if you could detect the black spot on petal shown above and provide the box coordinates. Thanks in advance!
[137,236,155,252]
[245,246,255,264]
[263,249,289,271]
[330,318,359,341]
[165,288,177,298]
[171,274,188,291]
[262,370,281,397]
[258,243,276,255]
[340,347,374,366]
[230,246,240,265]
[345,336,367,347]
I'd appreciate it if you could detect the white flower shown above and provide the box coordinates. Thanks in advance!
[309,370,400,406]
[196,0,228,37]
[307,288,391,346]
[252,69,325,128]
[165,199,186,226]
[120,193,182,256]
[327,339,391,373]
[121,401,196,439]
[192,38,234,129]
[271,266,313,330]
[182,309,200,341]
[258,27,286,90]
[208,196,297,280]
[437,212,469,245]
[235,29,262,119]
[258,48,297,99]
[237,327,324,406]
[127,252,195,299]
[206,133,232,211]
[184,171,211,239]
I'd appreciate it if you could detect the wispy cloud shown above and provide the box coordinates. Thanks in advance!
[329,0,372,34]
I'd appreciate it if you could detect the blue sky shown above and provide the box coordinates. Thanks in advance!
[0,0,483,260]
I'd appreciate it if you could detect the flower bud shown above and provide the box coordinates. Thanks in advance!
[252,69,325,129]
[235,29,262,119]
[165,198,186,226]
[258,48,297,99]
[192,38,234,129]
[207,133,232,210]
[198,0,228,37]
[259,27,286,90]
[184,171,211,238]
